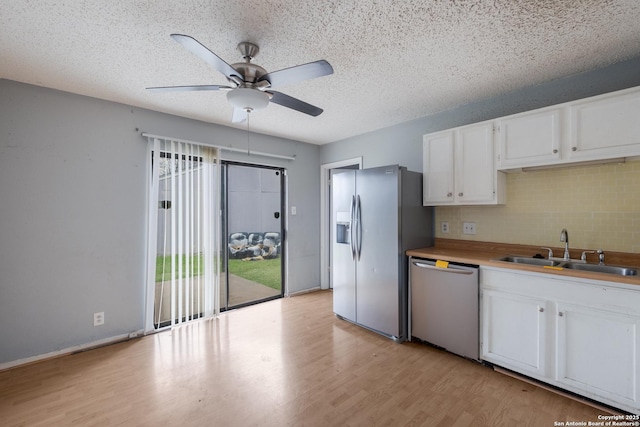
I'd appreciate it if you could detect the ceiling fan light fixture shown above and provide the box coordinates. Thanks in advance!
[226,88,269,112]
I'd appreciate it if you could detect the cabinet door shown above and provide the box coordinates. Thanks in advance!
[456,122,496,204]
[496,108,561,169]
[569,88,640,160]
[481,289,547,377]
[556,302,640,409]
[423,130,454,205]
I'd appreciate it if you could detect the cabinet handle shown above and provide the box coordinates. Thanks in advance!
[447,192,453,197]
[572,147,577,152]
[538,307,544,313]
[558,312,564,317]
[552,149,558,154]
[458,192,463,197]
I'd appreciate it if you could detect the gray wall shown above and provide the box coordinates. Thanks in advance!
[319,56,640,171]
[3,55,640,365]
[0,79,320,364]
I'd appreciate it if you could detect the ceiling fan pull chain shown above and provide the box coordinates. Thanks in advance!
[247,111,251,156]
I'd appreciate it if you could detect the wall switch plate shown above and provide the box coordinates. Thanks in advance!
[463,222,476,234]
[94,312,104,326]
[441,221,449,233]
[291,206,297,215]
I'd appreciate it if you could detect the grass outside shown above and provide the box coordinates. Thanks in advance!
[155,254,204,282]
[228,258,281,290]
[156,254,281,290]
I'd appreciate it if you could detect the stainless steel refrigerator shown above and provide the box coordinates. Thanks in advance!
[331,165,434,341]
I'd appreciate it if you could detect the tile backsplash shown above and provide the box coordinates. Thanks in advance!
[435,161,640,253]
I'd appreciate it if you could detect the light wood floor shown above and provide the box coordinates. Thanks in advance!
[0,291,610,426]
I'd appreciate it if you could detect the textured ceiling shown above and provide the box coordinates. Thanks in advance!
[1,1,639,144]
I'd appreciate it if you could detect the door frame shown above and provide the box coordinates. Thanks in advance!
[320,157,362,289]
[221,160,287,310]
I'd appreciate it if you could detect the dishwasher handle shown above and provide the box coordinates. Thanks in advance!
[411,261,475,275]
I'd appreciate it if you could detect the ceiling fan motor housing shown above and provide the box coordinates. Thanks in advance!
[231,62,267,86]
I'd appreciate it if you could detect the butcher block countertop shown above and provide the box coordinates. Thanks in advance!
[407,239,640,287]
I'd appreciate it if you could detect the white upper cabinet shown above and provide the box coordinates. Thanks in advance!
[496,108,562,169]
[425,86,640,180]
[456,123,499,204]
[422,130,455,204]
[423,122,505,206]
[495,85,640,170]
[569,88,640,161]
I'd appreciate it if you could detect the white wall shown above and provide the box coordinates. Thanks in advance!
[0,79,320,364]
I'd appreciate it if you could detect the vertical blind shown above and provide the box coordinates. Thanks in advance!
[145,137,220,331]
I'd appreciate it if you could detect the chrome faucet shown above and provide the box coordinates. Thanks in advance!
[580,250,595,262]
[560,228,570,260]
[541,247,554,259]
[581,248,605,264]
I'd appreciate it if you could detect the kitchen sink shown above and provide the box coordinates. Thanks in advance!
[559,262,638,276]
[495,256,560,267]
[495,255,638,276]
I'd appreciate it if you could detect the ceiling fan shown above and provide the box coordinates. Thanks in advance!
[147,34,334,123]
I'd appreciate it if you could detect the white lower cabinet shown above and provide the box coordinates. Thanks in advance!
[480,267,640,413]
[556,302,640,409]
[482,289,547,377]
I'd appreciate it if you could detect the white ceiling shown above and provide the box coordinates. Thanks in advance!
[1,1,639,145]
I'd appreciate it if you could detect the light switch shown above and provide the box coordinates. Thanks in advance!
[291,206,297,215]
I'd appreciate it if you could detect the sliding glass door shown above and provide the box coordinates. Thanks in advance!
[145,138,220,331]
[220,162,285,310]
[145,140,285,330]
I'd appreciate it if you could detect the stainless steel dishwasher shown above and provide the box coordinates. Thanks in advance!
[409,256,479,360]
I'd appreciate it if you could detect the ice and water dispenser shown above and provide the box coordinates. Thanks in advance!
[335,211,351,244]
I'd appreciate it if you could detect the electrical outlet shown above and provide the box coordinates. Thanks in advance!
[441,221,449,233]
[94,312,104,326]
[463,222,476,235]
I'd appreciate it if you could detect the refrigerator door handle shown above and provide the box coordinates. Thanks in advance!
[350,195,356,260]
[411,261,475,275]
[356,195,363,260]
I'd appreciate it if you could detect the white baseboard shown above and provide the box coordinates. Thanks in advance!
[0,329,145,371]
[287,286,323,297]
